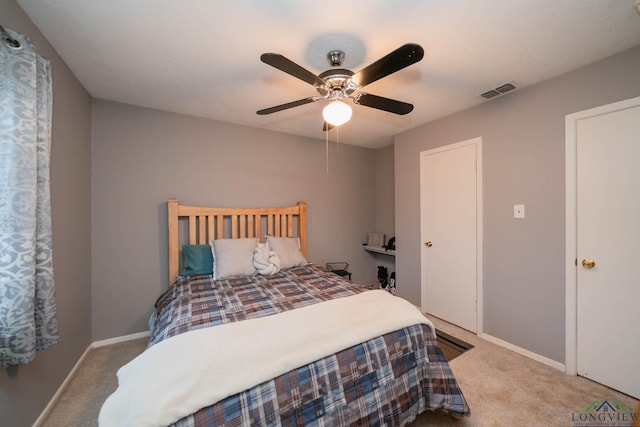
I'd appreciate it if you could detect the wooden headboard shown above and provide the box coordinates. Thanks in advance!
[167,198,307,284]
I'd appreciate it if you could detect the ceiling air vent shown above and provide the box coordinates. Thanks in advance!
[481,82,516,99]
[481,89,500,99]
[496,83,515,93]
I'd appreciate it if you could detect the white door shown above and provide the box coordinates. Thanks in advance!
[420,138,481,333]
[576,103,640,399]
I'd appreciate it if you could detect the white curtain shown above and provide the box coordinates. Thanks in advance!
[0,27,59,367]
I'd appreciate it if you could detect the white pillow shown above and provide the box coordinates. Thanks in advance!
[266,236,308,270]
[210,238,258,280]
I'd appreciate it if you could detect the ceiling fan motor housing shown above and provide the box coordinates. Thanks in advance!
[318,68,356,97]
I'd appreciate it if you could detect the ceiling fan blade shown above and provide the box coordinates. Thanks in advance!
[261,53,327,88]
[351,43,424,88]
[257,97,319,115]
[322,122,334,132]
[353,93,414,115]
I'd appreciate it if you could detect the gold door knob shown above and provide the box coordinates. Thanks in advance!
[582,259,596,269]
[425,241,433,247]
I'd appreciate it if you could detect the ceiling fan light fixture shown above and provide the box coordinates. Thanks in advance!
[322,100,352,126]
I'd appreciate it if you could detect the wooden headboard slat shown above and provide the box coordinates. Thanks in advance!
[240,215,246,238]
[198,216,207,244]
[167,198,307,284]
[231,216,238,239]
[217,216,224,239]
[188,216,197,244]
[247,215,254,238]
[287,214,294,237]
[208,216,215,242]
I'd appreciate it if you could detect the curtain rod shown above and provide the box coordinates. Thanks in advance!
[0,24,22,49]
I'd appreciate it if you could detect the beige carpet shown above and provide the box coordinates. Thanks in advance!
[413,316,638,426]
[42,338,148,427]
[41,315,638,426]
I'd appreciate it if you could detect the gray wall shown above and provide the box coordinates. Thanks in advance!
[375,144,395,236]
[370,145,396,282]
[0,1,93,426]
[91,101,378,340]
[394,46,640,363]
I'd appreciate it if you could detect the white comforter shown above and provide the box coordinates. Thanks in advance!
[99,290,434,427]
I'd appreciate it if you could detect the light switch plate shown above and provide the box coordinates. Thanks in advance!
[514,204,525,219]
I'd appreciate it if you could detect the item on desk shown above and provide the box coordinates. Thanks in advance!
[388,272,396,295]
[368,232,385,247]
[377,266,389,289]
[385,237,395,251]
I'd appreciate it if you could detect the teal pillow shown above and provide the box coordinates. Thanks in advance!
[181,244,213,276]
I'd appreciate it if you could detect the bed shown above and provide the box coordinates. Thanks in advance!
[99,198,470,426]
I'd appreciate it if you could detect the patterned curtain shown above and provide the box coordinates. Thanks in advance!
[0,27,59,367]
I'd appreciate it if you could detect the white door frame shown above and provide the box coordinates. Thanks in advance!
[419,137,483,335]
[564,95,640,375]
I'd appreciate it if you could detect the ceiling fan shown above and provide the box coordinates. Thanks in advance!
[256,43,424,130]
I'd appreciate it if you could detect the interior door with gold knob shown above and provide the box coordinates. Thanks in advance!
[575,102,640,399]
[420,139,481,333]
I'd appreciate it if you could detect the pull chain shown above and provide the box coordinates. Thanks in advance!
[325,125,329,174]
[336,126,339,169]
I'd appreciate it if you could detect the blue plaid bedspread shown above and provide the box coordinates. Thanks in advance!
[149,264,470,426]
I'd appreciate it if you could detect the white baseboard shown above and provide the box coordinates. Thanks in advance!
[92,330,150,348]
[33,331,150,427]
[417,310,562,372]
[480,332,565,372]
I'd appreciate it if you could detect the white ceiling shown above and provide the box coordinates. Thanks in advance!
[16,0,640,149]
